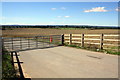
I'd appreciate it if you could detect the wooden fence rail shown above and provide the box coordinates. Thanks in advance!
[63,34,120,50]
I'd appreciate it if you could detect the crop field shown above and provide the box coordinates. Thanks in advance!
[2,28,119,37]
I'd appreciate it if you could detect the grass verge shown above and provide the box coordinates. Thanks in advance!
[64,44,120,55]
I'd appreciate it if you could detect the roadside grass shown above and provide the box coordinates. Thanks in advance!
[110,46,120,49]
[104,46,120,55]
[2,48,19,79]
[64,44,120,55]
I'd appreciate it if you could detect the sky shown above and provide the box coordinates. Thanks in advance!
[1,2,119,26]
[1,0,120,2]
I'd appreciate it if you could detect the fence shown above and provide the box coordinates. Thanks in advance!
[2,34,120,52]
[63,34,120,50]
[2,35,62,51]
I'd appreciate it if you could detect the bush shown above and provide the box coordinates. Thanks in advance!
[2,49,19,79]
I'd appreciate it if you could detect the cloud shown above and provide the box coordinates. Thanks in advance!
[115,8,120,11]
[61,7,66,10]
[57,16,62,18]
[51,8,57,10]
[64,16,70,18]
[84,7,108,12]
[56,16,70,18]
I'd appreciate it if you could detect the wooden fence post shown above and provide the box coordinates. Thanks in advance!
[81,34,84,47]
[100,34,104,49]
[69,34,72,45]
[62,34,64,45]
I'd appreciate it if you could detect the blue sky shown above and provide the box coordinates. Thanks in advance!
[1,2,118,26]
[1,0,119,2]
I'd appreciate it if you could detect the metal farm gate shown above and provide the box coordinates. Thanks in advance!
[2,35,62,51]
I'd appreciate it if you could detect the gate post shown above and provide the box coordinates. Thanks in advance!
[100,34,104,50]
[62,34,64,45]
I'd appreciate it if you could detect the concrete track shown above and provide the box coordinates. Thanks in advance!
[18,46,118,78]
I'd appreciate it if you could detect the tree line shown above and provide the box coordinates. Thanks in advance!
[1,25,120,30]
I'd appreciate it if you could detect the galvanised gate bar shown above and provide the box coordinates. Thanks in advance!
[2,35,62,52]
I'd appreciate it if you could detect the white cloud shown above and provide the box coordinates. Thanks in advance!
[115,8,120,11]
[57,16,62,18]
[84,7,108,12]
[61,7,66,10]
[64,16,70,18]
[116,8,118,11]
[51,8,57,10]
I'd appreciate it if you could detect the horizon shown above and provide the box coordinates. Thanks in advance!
[1,24,119,27]
[1,2,118,26]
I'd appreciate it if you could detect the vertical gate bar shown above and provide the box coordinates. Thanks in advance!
[49,36,50,47]
[27,38,29,48]
[20,37,22,50]
[43,36,44,48]
[36,36,38,48]
[12,37,14,50]
[2,38,4,49]
[28,37,30,48]
[51,36,53,46]
[40,36,41,47]
[52,35,54,46]
[7,38,10,50]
